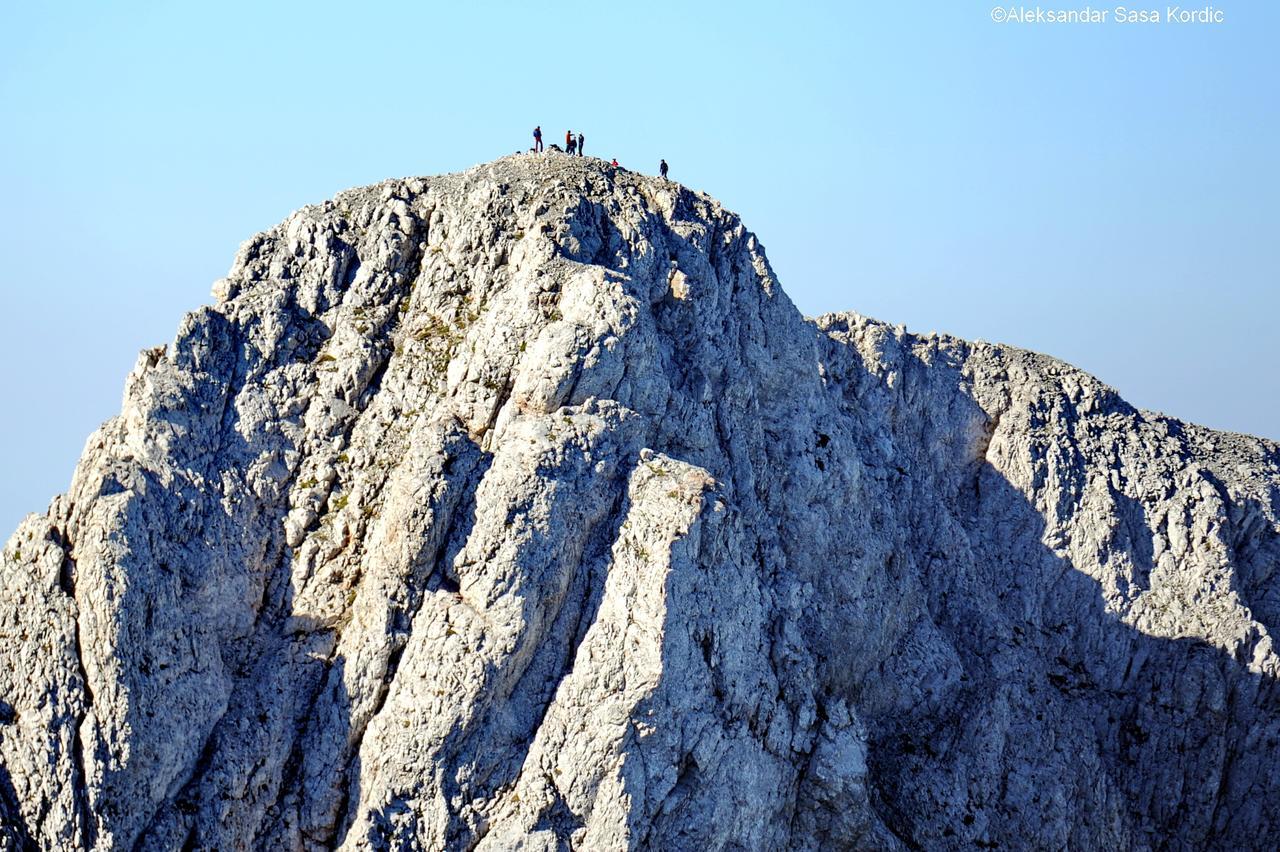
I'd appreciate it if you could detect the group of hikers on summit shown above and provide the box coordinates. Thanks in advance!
[531,125,586,156]
[530,125,670,181]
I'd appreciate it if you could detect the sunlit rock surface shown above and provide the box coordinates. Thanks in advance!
[3,154,1278,850]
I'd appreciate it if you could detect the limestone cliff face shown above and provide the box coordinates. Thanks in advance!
[2,155,1278,851]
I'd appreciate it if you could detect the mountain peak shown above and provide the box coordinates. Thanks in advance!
[3,161,1279,849]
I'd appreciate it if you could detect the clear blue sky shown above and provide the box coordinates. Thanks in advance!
[2,1,1276,533]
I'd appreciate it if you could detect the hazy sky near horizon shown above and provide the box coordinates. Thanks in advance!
[1,0,1277,533]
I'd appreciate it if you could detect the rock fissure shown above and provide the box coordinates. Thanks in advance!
[66,582,97,849]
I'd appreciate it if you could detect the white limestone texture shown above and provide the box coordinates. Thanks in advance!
[2,154,1279,850]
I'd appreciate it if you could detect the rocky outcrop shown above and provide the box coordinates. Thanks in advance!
[2,154,1278,850]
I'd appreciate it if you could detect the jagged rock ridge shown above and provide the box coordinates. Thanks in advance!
[2,154,1279,850]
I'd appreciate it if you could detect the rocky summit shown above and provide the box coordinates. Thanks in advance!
[2,154,1279,851]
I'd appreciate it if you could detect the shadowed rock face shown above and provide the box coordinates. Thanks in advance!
[2,154,1278,851]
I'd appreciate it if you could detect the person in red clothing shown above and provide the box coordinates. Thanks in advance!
[565,130,575,154]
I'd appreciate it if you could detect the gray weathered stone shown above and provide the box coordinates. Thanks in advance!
[2,153,1278,850]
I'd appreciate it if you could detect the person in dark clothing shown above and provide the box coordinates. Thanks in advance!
[577,133,585,156]
[659,159,669,179]
[533,126,543,152]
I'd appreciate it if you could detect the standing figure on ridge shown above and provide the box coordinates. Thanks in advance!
[577,132,585,156]
[566,130,576,155]
[659,159,669,179]
[533,126,543,152]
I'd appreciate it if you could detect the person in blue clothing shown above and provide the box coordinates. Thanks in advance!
[533,126,543,152]
[577,132,585,156]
